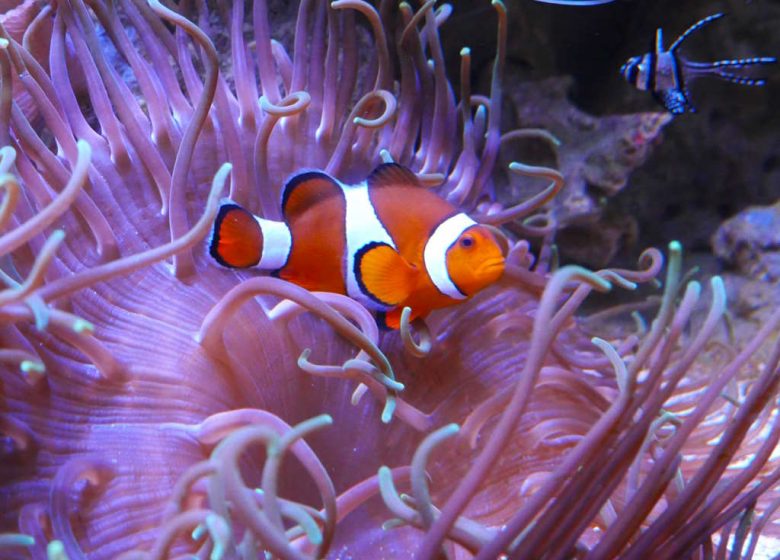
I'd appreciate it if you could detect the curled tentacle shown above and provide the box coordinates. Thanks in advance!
[196,277,397,412]
[399,307,432,358]
[147,0,219,279]
[188,409,338,555]
[49,456,115,559]
[475,162,564,226]
[0,170,20,230]
[330,0,390,90]
[411,423,460,529]
[40,163,229,302]
[326,89,396,175]
[0,140,89,257]
[206,421,327,560]
[0,229,64,306]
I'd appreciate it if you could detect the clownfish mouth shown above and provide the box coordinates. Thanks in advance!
[477,257,506,277]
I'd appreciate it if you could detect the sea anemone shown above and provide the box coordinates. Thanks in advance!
[0,1,778,559]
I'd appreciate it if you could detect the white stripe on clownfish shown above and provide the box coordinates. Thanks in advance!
[338,179,397,311]
[424,213,476,300]
[255,216,292,270]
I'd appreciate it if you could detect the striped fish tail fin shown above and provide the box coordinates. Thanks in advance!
[683,56,775,86]
[711,56,777,69]
[715,72,767,86]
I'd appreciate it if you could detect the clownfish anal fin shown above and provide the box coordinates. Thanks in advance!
[367,162,422,189]
[210,203,263,268]
[379,306,422,331]
[355,242,416,307]
[281,170,342,220]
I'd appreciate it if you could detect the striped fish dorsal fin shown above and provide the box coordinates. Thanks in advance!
[367,163,422,189]
[281,171,342,220]
[669,12,725,53]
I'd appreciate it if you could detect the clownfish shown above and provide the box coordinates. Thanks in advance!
[209,163,506,329]
[620,13,776,115]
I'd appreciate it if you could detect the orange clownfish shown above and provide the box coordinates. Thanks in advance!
[209,163,505,329]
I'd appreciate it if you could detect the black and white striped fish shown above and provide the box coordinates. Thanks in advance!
[620,13,776,115]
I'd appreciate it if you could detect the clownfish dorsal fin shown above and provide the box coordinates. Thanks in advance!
[281,170,342,221]
[355,242,417,307]
[367,163,422,189]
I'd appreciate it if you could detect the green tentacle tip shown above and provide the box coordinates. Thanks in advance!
[377,465,395,492]
[297,348,312,366]
[381,396,397,424]
[205,514,230,560]
[442,423,460,435]
[20,360,45,374]
[710,276,727,308]
[301,516,323,546]
[0,533,35,547]
[461,47,471,56]
[379,375,405,392]
[0,38,9,49]
[47,540,68,560]
[382,519,406,531]
[72,319,94,334]
[29,301,49,332]
[668,240,682,254]
[191,523,206,541]
[295,414,333,434]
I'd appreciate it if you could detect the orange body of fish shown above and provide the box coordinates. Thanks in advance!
[209,163,505,329]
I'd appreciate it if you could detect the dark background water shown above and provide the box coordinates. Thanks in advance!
[440,0,779,268]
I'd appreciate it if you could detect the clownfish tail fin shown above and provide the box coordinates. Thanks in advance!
[209,201,264,269]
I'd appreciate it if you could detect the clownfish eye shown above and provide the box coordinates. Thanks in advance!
[459,235,474,248]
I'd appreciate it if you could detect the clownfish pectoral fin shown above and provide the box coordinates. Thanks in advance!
[209,202,263,268]
[355,242,417,308]
[367,162,422,189]
[280,170,342,221]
